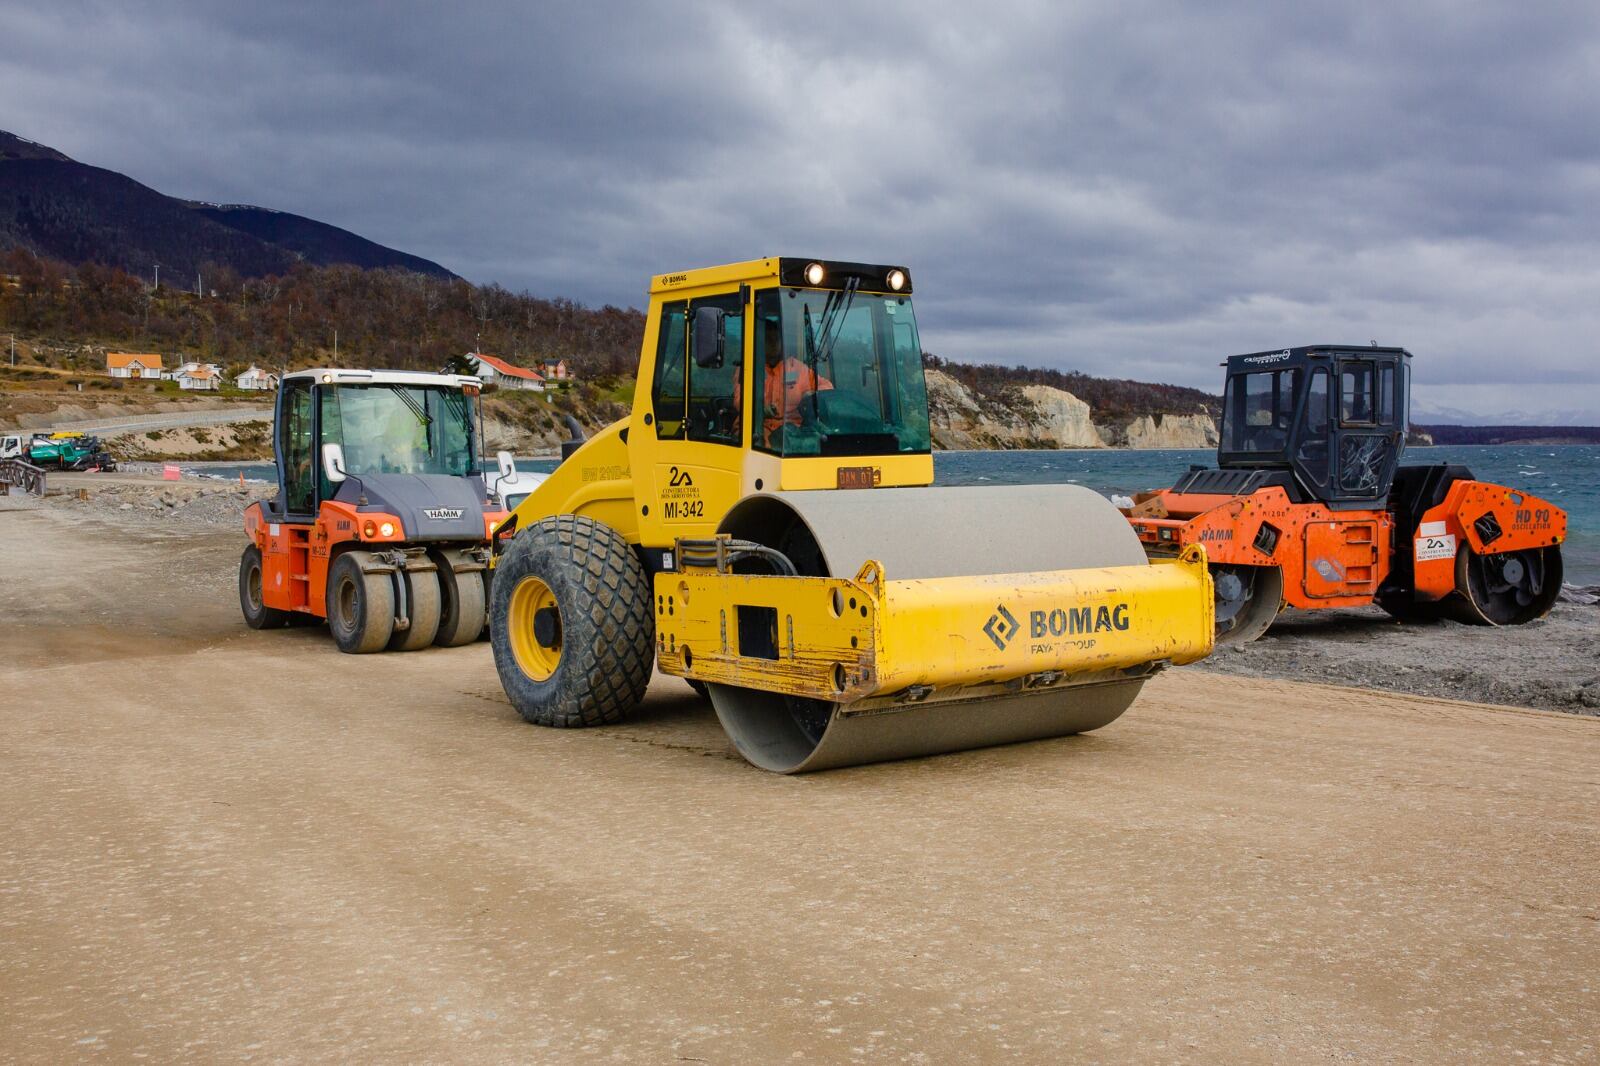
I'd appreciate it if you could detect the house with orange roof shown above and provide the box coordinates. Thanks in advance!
[467,352,545,392]
[174,363,220,390]
[106,352,164,379]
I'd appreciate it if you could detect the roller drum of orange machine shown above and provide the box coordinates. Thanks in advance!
[1122,346,1566,642]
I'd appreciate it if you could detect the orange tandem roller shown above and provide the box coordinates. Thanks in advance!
[1122,346,1565,642]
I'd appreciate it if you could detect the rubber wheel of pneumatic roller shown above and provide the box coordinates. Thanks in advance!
[326,551,396,654]
[388,566,442,652]
[431,550,487,648]
[1210,563,1283,645]
[701,485,1153,773]
[1449,545,1562,626]
[238,544,291,630]
[491,514,654,728]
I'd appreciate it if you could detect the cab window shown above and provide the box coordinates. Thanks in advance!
[1222,369,1296,452]
[1340,362,1376,425]
[279,380,315,514]
[1294,368,1332,494]
[651,302,687,439]
[686,292,744,445]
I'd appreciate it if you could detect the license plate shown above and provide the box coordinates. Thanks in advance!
[836,466,880,490]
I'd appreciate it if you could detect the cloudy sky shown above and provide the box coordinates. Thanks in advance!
[4,2,1599,421]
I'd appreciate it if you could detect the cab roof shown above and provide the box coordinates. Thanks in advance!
[1225,345,1412,369]
[650,257,912,295]
[282,368,482,389]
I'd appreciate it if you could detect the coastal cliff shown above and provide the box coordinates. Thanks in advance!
[925,368,1217,450]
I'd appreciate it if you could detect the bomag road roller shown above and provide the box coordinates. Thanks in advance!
[240,368,507,652]
[1121,345,1567,643]
[488,258,1215,773]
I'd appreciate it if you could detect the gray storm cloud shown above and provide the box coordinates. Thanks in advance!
[3,1,1598,420]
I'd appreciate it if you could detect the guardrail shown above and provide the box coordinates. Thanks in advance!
[0,458,47,497]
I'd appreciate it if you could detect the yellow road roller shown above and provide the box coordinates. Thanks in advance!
[489,258,1215,772]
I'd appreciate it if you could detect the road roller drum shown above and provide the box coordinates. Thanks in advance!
[659,485,1210,772]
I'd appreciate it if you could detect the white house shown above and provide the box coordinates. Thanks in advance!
[175,365,220,391]
[235,365,279,391]
[468,352,545,391]
[106,352,164,379]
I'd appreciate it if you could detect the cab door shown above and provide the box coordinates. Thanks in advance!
[638,289,747,544]
[266,377,319,612]
[1330,358,1402,502]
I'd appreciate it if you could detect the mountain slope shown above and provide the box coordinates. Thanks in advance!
[187,203,455,277]
[0,130,456,281]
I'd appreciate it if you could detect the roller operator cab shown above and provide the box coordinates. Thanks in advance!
[1124,345,1567,643]
[239,369,508,653]
[1218,346,1410,505]
[489,258,1217,773]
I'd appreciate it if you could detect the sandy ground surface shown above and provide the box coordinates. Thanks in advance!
[3,475,1599,1062]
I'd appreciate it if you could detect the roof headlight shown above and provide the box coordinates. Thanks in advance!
[885,268,906,292]
[804,261,826,286]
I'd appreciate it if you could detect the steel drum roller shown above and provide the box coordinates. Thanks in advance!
[705,485,1153,773]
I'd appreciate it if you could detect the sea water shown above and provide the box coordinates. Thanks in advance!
[194,444,1600,584]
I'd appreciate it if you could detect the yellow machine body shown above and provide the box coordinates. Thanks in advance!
[656,547,1213,708]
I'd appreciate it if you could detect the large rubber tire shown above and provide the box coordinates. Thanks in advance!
[432,552,488,648]
[388,566,442,651]
[238,544,291,629]
[491,515,654,728]
[326,551,396,654]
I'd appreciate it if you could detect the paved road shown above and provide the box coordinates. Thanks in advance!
[2,503,1597,1063]
[52,408,271,434]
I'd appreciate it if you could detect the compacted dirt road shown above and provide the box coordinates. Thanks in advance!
[2,500,1597,1063]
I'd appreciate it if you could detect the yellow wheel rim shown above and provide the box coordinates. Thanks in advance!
[507,575,562,681]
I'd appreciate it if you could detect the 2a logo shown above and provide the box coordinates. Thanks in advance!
[983,604,1020,650]
[668,466,694,488]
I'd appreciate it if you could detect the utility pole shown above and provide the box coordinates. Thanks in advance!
[153,263,160,291]
[196,271,202,298]
[334,329,338,366]
[9,335,15,367]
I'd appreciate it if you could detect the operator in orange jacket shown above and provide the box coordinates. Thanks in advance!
[736,318,832,448]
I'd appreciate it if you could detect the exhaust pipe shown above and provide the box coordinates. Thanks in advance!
[558,414,585,463]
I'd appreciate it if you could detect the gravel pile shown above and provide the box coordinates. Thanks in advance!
[1196,601,1600,715]
[46,478,273,532]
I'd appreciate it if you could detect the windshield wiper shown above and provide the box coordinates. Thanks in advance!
[388,385,432,429]
[800,278,859,428]
[813,277,857,373]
